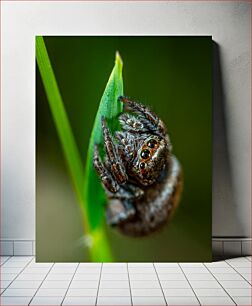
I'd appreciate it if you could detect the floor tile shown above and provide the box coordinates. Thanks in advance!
[185,273,215,281]
[234,267,251,274]
[130,280,160,288]
[132,296,166,305]
[27,262,53,268]
[7,256,33,262]
[53,263,78,268]
[1,267,23,274]
[219,280,251,288]
[228,261,251,268]
[22,267,50,274]
[131,288,163,296]
[189,280,221,288]
[1,274,17,281]
[98,288,130,297]
[0,256,10,264]
[227,257,250,263]
[194,288,228,296]
[67,288,98,296]
[50,267,77,274]
[76,267,101,273]
[101,274,128,281]
[197,296,235,305]
[36,287,67,296]
[0,296,32,305]
[163,288,195,296]
[62,296,96,305]
[156,267,182,273]
[3,261,28,268]
[99,281,129,289]
[70,280,99,288]
[102,266,128,273]
[40,280,71,288]
[232,296,252,305]
[182,266,209,274]
[74,273,100,281]
[207,267,236,274]
[97,296,131,305]
[16,273,46,281]
[158,273,186,281]
[160,280,190,288]
[8,280,42,289]
[30,296,64,305]
[46,273,73,281]
[205,261,230,267]
[241,273,252,283]
[0,280,12,289]
[225,288,252,296]
[128,267,156,273]
[165,296,200,305]
[2,288,37,296]
[209,273,243,281]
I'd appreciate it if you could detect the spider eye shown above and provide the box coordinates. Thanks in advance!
[141,149,150,159]
[140,162,145,169]
[147,139,157,148]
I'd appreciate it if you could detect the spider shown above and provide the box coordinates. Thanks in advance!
[93,96,183,237]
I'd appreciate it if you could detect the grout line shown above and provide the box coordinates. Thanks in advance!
[244,256,251,262]
[0,255,34,297]
[28,260,55,305]
[61,263,80,305]
[95,262,103,306]
[225,260,252,286]
[0,255,12,266]
[126,263,133,306]
[153,263,167,306]
[203,263,238,306]
[177,263,202,306]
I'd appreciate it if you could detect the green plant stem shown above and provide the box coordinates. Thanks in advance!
[36,36,113,262]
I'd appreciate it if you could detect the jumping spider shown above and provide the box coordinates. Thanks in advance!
[93,96,183,237]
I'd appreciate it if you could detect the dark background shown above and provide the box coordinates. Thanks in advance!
[36,36,212,262]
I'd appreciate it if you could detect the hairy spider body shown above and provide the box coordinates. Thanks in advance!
[93,96,183,237]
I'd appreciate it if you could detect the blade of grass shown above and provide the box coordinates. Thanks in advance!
[83,51,124,230]
[36,36,113,261]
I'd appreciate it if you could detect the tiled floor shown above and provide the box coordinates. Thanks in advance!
[0,256,251,305]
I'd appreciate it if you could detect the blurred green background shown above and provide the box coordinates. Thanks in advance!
[36,36,212,262]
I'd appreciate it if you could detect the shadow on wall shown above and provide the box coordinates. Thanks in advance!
[212,42,244,245]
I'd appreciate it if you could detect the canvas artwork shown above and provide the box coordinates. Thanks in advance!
[36,36,212,262]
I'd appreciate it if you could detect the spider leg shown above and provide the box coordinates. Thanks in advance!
[106,182,144,226]
[93,144,119,193]
[101,116,128,185]
[94,144,137,225]
[107,199,135,227]
[119,96,167,137]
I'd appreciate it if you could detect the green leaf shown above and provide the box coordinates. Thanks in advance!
[84,52,124,230]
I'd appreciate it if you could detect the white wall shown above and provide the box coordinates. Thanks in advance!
[1,1,250,240]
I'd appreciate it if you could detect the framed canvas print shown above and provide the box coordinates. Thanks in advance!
[36,36,212,262]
